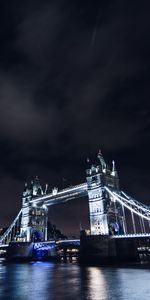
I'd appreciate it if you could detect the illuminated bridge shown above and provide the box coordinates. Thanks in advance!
[1,150,150,254]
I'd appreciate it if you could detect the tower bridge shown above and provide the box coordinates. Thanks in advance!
[1,150,150,262]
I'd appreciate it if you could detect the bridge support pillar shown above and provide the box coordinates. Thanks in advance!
[86,163,109,235]
[86,152,124,236]
[20,180,48,242]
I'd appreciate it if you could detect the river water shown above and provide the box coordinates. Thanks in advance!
[0,258,150,300]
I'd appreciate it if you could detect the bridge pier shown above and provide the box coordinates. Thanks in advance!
[79,233,150,264]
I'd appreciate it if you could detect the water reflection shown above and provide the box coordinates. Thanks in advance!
[0,259,150,300]
[81,267,108,300]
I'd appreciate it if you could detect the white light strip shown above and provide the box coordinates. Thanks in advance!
[121,190,150,212]
[30,183,87,204]
[115,192,150,215]
[56,239,80,243]
[0,209,22,244]
[105,187,150,221]
[113,233,150,238]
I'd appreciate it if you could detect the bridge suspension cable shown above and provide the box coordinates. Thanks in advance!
[105,187,150,221]
[0,209,22,245]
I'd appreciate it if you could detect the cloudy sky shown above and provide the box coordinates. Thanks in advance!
[0,0,150,236]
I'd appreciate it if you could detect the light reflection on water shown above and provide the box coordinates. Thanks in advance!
[0,259,150,300]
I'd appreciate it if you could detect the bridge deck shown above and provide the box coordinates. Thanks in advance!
[30,183,87,206]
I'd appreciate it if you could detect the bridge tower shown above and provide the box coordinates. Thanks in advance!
[86,151,125,236]
[20,177,48,242]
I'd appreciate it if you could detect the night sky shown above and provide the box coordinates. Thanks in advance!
[0,0,150,236]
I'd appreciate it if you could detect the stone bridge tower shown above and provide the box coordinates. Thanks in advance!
[86,151,125,236]
[20,177,48,242]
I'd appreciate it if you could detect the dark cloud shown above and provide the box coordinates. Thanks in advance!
[0,0,150,235]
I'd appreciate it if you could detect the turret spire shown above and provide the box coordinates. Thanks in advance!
[97,149,106,171]
[111,160,118,177]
